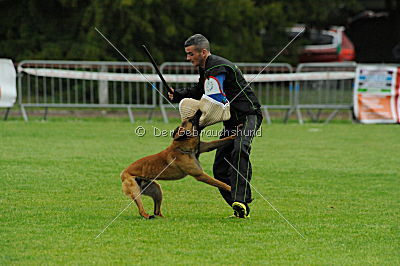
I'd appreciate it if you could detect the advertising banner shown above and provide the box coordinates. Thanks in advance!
[354,64,400,124]
[0,59,17,107]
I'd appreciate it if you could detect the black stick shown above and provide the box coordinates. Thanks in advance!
[142,45,173,94]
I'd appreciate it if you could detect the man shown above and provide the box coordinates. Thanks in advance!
[169,34,263,218]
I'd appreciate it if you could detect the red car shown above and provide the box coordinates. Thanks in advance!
[290,26,356,63]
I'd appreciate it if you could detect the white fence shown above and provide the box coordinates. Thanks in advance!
[293,62,357,124]
[16,60,357,123]
[0,59,17,120]
[18,61,157,122]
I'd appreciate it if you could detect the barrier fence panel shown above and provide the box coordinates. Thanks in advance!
[18,60,157,122]
[16,60,358,124]
[236,63,294,124]
[293,62,357,124]
[159,62,293,123]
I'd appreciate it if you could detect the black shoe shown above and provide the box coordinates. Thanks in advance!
[232,202,250,218]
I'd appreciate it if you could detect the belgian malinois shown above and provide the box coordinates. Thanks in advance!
[120,112,234,219]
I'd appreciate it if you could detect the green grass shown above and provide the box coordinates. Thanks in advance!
[1,118,399,264]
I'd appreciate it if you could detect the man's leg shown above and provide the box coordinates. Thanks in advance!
[230,114,262,216]
[213,130,234,206]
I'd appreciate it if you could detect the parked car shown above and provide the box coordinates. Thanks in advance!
[288,26,355,63]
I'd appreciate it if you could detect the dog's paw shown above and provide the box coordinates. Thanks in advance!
[225,135,236,141]
[141,214,154,219]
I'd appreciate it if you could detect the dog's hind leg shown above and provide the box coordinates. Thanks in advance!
[121,173,152,219]
[140,180,164,218]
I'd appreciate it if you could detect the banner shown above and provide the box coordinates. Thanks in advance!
[20,67,355,82]
[0,59,17,107]
[354,64,400,124]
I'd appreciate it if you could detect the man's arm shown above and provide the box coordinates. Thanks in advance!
[169,83,203,103]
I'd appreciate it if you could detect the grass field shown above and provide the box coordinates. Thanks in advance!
[1,117,399,264]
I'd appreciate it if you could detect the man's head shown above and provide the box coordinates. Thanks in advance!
[184,34,210,68]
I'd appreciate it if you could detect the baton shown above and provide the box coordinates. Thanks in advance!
[142,45,173,94]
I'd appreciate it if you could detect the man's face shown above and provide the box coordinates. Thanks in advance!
[185,45,206,67]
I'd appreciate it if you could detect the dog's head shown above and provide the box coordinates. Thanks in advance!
[172,110,201,141]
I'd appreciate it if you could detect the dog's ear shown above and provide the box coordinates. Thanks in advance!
[172,126,188,141]
[189,110,202,125]
[172,126,179,138]
[194,109,202,120]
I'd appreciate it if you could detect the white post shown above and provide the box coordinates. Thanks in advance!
[98,65,108,104]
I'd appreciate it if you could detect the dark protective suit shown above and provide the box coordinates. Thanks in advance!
[172,54,263,210]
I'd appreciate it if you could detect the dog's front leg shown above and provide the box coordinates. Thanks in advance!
[199,135,235,153]
[192,172,231,191]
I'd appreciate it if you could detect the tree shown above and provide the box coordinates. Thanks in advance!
[0,0,363,63]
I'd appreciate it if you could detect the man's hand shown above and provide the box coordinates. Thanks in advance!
[168,88,175,100]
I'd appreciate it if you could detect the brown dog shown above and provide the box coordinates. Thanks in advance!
[120,113,234,219]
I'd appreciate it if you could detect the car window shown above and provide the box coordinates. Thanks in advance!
[309,32,334,45]
[288,30,335,45]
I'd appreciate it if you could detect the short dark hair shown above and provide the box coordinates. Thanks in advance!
[184,34,210,52]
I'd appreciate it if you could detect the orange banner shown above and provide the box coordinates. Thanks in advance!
[357,95,396,121]
[354,65,400,124]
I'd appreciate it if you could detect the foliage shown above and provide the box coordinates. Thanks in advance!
[0,0,362,63]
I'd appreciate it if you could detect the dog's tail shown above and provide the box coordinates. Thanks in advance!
[120,170,131,181]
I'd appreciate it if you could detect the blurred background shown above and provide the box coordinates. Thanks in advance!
[1,0,399,64]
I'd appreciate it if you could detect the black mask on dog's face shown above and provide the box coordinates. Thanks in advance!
[173,109,203,141]
[172,126,185,141]
[189,110,201,127]
[172,119,199,141]
[172,124,191,141]
[186,110,202,134]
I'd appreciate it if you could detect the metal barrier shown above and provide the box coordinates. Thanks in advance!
[16,60,358,124]
[159,62,293,123]
[292,62,357,124]
[17,60,157,122]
